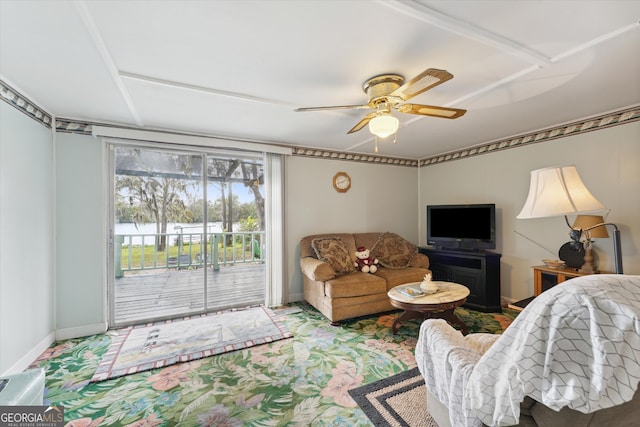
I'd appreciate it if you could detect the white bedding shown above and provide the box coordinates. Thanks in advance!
[416,274,640,427]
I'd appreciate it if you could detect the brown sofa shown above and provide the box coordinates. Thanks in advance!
[299,232,430,324]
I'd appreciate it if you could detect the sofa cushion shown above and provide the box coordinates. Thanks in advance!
[371,232,418,269]
[409,252,430,269]
[301,233,357,258]
[311,237,354,276]
[324,272,387,298]
[353,232,383,251]
[375,266,431,289]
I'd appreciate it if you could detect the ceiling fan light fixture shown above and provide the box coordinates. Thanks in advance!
[368,114,399,139]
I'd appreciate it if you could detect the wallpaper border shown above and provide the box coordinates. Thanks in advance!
[419,105,640,167]
[1,80,52,128]
[3,79,637,168]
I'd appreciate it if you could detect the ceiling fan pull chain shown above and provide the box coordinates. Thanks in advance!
[374,136,379,153]
[393,133,398,144]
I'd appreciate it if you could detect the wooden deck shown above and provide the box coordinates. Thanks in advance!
[113,263,265,326]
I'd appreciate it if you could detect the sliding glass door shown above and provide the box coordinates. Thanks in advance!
[108,144,265,327]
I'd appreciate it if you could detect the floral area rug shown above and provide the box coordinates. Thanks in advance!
[30,303,516,426]
[91,305,292,382]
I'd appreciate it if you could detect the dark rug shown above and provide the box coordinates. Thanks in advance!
[349,367,438,427]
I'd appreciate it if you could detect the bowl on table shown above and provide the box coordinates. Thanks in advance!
[542,259,565,269]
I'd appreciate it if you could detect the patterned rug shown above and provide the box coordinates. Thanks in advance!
[349,367,437,427]
[31,303,517,425]
[91,305,292,382]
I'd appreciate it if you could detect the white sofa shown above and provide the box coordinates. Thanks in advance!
[415,274,640,427]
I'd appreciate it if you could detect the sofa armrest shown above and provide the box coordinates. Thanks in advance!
[409,252,430,269]
[300,257,335,281]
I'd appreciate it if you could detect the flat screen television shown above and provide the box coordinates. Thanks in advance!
[427,203,496,250]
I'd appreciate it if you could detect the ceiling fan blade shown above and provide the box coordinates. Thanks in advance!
[347,112,377,134]
[391,68,454,101]
[397,103,466,119]
[295,104,371,112]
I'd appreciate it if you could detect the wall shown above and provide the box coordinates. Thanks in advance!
[419,121,640,303]
[52,141,422,323]
[55,132,106,338]
[0,102,54,375]
[3,83,636,375]
[51,121,639,319]
[286,156,419,301]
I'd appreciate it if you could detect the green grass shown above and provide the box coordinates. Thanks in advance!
[118,242,259,270]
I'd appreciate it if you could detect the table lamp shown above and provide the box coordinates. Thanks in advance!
[517,165,623,274]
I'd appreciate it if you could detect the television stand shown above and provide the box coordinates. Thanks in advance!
[419,247,502,312]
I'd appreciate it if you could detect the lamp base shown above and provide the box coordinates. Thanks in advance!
[579,243,598,274]
[558,242,585,270]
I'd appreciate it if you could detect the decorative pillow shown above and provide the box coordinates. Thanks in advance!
[410,252,430,269]
[311,237,354,276]
[371,232,417,269]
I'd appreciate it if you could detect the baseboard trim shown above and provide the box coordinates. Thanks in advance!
[2,332,55,376]
[55,322,108,341]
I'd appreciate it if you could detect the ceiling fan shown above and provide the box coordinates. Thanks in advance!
[295,68,467,143]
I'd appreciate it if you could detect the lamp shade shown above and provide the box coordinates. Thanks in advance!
[368,114,399,138]
[572,215,609,238]
[517,165,606,219]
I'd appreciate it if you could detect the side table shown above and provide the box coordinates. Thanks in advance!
[508,265,612,311]
[532,265,611,295]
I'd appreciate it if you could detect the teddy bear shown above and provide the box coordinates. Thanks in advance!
[354,246,379,273]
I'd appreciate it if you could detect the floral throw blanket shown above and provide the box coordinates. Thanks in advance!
[418,274,640,427]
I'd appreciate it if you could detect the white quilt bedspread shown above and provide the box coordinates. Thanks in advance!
[417,274,640,427]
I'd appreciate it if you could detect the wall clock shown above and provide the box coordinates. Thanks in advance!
[333,172,351,193]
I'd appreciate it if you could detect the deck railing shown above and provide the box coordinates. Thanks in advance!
[115,231,265,277]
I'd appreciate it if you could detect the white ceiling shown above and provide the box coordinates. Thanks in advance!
[1,0,639,159]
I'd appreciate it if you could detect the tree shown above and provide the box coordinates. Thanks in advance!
[207,195,241,223]
[116,175,193,250]
[238,215,260,232]
[185,197,220,223]
[240,162,264,230]
[237,201,258,221]
[114,198,138,223]
[115,147,197,251]
[203,158,265,233]
[115,148,264,251]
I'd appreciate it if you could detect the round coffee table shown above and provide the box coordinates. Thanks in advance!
[388,282,470,335]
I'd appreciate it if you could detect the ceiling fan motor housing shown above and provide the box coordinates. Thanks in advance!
[363,74,404,105]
